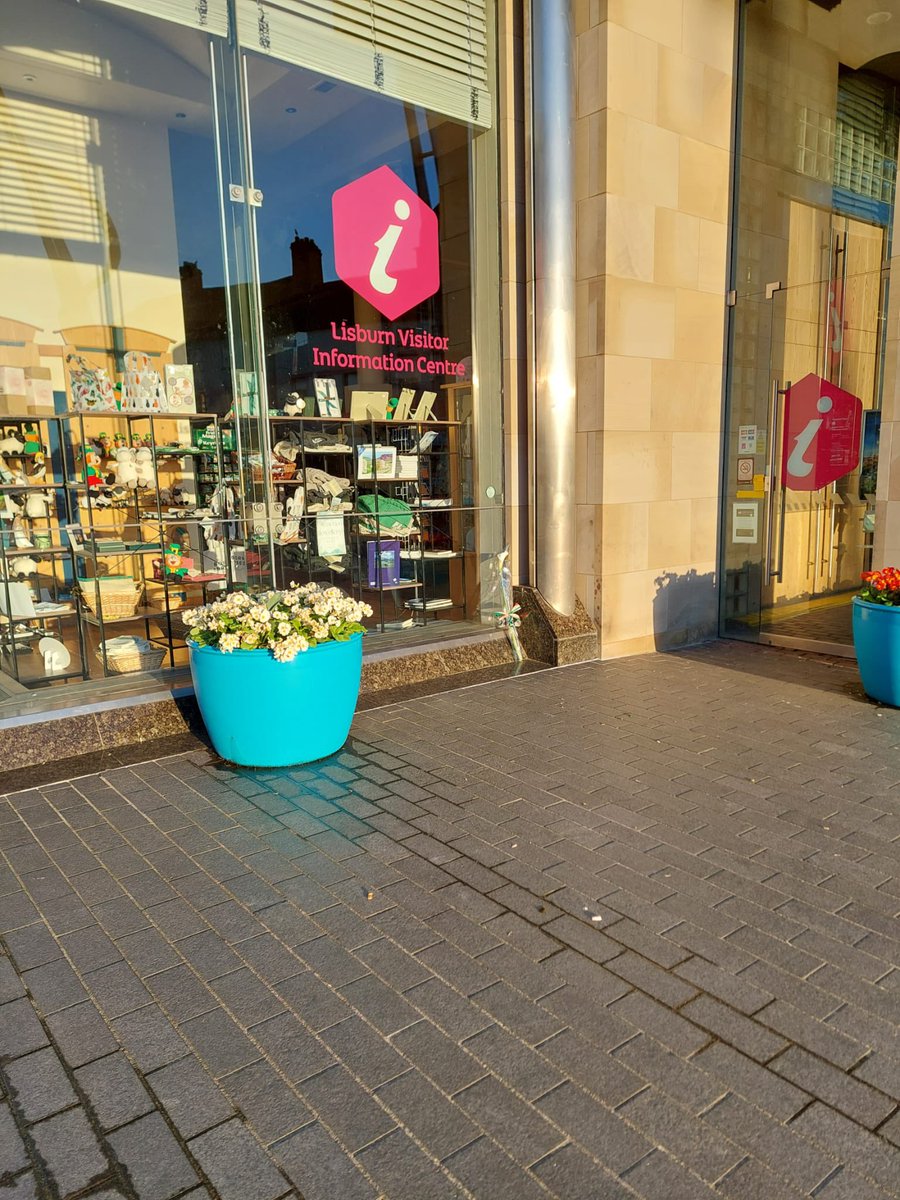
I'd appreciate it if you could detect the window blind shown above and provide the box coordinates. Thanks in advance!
[236,0,492,128]
[96,0,229,38]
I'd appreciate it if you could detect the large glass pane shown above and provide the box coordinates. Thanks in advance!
[0,0,239,700]
[237,46,504,637]
[722,0,899,650]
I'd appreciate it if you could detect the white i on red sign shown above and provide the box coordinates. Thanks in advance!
[781,373,862,492]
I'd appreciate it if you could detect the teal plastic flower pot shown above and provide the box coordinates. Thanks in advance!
[852,597,900,708]
[188,633,363,767]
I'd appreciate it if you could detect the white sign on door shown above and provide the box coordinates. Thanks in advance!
[732,501,759,544]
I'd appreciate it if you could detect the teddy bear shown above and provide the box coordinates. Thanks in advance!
[113,447,138,488]
[134,447,154,488]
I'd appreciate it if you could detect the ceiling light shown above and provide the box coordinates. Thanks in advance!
[867,11,892,23]
[22,74,36,82]
[285,106,297,113]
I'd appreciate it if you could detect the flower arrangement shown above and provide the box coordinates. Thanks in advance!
[858,567,900,607]
[184,583,372,662]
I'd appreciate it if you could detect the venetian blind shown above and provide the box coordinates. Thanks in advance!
[236,0,492,128]
[96,0,229,38]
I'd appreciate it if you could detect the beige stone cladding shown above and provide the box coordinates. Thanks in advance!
[574,0,736,657]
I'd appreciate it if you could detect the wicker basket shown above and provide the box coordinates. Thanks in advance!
[98,641,166,674]
[79,582,144,619]
[272,460,297,481]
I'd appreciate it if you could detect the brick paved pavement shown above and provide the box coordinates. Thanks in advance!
[1,640,900,1199]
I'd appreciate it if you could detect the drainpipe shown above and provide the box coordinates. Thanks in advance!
[531,0,577,615]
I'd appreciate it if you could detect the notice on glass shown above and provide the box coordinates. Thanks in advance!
[738,425,757,455]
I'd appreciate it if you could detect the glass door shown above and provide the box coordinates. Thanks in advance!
[722,1,899,654]
[762,212,882,647]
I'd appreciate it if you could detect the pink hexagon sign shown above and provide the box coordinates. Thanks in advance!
[781,373,862,492]
[332,166,440,321]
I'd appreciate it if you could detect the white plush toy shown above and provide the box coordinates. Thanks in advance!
[24,492,52,519]
[9,555,38,576]
[114,447,138,488]
[134,447,154,488]
[0,432,25,455]
[284,392,306,416]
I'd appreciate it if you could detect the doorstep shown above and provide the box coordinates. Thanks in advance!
[0,623,516,772]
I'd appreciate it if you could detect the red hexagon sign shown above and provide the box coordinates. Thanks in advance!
[332,166,440,321]
[781,373,862,491]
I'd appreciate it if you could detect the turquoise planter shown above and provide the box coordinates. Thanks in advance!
[852,597,900,708]
[188,633,363,767]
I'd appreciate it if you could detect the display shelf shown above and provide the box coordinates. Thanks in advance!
[359,581,422,591]
[2,546,71,558]
[268,415,462,426]
[0,655,87,686]
[0,483,60,491]
[57,410,231,677]
[61,411,217,422]
[81,606,174,627]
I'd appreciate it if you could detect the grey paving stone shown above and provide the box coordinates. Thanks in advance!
[109,1111,199,1199]
[375,1068,478,1159]
[84,960,152,1020]
[4,1047,77,1122]
[532,1142,634,1199]
[703,1092,838,1194]
[319,1016,409,1088]
[116,927,182,977]
[442,1135,549,1200]
[617,1087,743,1183]
[30,1107,108,1196]
[455,1073,565,1165]
[219,1060,312,1145]
[462,1024,566,1101]
[0,1101,28,1177]
[146,1055,234,1139]
[275,969,350,1032]
[390,1020,488,1094]
[340,973,420,1037]
[536,1080,653,1174]
[4,923,62,971]
[180,1007,261,1079]
[403,977,494,1041]
[188,1118,290,1200]
[299,1063,395,1152]
[110,1006,188,1073]
[679,994,789,1062]
[272,1120,376,1200]
[770,1045,895,1129]
[622,1148,721,1200]
[75,1052,155,1131]
[0,997,48,1060]
[357,1127,465,1200]
[146,964,217,1022]
[21,958,87,1016]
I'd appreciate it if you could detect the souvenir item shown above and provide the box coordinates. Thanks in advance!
[24,492,51,519]
[367,539,401,587]
[113,447,138,488]
[314,378,342,418]
[134,446,155,488]
[284,392,306,416]
[67,354,117,412]
[349,390,389,420]
[357,445,396,481]
[37,637,71,673]
[122,352,166,412]
[164,365,197,413]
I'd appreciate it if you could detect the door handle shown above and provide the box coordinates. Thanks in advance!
[764,379,789,584]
